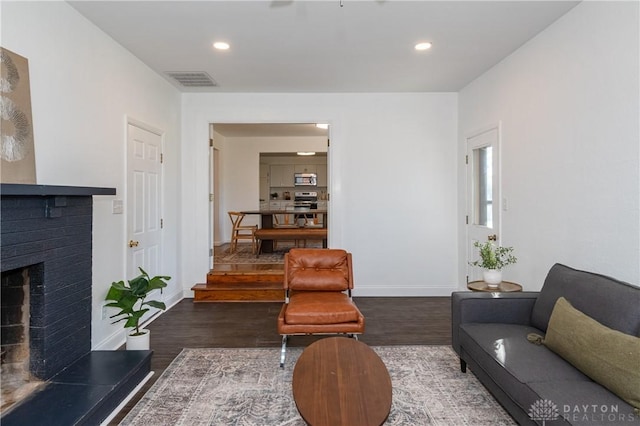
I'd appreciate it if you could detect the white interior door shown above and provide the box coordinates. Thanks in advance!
[466,126,500,282]
[127,122,163,279]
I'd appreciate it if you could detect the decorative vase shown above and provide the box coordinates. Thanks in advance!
[126,329,150,350]
[483,269,502,287]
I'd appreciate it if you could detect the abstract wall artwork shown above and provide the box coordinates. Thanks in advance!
[1,48,36,183]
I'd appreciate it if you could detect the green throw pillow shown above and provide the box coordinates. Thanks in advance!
[544,297,640,409]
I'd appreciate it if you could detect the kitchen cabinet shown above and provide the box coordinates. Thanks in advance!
[294,164,317,174]
[269,201,282,209]
[270,165,295,187]
[316,166,327,187]
[259,163,269,201]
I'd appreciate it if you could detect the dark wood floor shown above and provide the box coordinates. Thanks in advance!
[109,246,452,424]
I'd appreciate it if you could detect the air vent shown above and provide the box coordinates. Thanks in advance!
[165,71,217,87]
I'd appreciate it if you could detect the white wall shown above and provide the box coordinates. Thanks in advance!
[182,93,459,296]
[458,1,640,289]
[1,2,183,349]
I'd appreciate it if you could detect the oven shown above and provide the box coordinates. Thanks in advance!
[294,191,318,210]
[294,191,318,225]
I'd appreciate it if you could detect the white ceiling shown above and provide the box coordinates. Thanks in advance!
[68,0,579,93]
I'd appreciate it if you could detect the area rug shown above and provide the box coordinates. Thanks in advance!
[215,242,322,264]
[120,346,515,425]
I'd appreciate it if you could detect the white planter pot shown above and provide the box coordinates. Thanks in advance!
[126,329,150,350]
[483,269,502,287]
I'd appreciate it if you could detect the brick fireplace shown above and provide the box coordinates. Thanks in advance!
[0,184,115,412]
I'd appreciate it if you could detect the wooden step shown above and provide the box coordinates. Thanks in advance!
[207,270,283,285]
[206,264,284,285]
[192,281,284,302]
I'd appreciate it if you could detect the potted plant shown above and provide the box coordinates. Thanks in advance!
[105,267,170,350]
[469,241,517,286]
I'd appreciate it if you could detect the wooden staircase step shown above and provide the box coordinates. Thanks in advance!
[198,281,283,290]
[191,282,284,302]
[207,266,284,285]
[192,281,285,303]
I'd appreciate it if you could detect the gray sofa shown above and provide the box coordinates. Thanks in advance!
[452,263,640,425]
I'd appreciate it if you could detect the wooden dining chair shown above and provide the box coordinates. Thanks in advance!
[303,213,322,227]
[272,206,299,249]
[228,211,258,254]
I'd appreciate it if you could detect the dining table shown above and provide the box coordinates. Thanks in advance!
[241,208,328,253]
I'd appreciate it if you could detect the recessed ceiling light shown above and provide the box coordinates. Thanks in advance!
[213,41,230,50]
[315,123,329,129]
[297,152,316,156]
[415,42,432,51]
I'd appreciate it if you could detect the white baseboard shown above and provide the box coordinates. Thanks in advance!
[164,290,183,310]
[94,329,126,351]
[353,286,457,297]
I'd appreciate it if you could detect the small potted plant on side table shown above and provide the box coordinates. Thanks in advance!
[469,241,517,287]
[105,267,171,350]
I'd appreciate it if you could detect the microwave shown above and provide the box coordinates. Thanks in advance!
[294,173,317,186]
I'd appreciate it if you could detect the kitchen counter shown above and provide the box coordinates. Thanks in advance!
[244,208,327,215]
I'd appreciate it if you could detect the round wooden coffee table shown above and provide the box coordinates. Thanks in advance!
[292,337,392,426]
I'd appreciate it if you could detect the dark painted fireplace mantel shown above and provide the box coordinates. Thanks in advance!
[1,183,116,197]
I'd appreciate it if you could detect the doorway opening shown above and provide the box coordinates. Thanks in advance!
[208,123,330,265]
[465,125,501,283]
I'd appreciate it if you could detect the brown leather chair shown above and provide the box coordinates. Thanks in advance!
[277,248,365,367]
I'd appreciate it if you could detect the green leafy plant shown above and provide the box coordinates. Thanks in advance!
[105,267,170,336]
[469,241,517,270]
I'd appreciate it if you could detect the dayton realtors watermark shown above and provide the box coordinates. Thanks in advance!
[529,399,639,424]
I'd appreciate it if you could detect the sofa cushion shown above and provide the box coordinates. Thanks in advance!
[531,264,640,335]
[286,249,350,291]
[544,297,640,409]
[461,323,591,382]
[284,292,360,325]
[459,323,591,413]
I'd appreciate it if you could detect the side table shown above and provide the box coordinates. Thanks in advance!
[467,280,522,292]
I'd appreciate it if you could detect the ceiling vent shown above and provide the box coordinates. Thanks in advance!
[165,71,217,87]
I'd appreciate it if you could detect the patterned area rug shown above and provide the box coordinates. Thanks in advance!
[215,242,322,264]
[120,346,515,425]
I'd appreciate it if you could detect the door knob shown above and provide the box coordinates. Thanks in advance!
[487,234,497,241]
[128,240,139,248]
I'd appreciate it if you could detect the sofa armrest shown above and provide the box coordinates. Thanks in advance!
[451,291,539,357]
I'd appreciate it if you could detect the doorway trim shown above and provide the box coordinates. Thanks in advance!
[208,120,332,265]
[464,122,502,283]
[125,116,166,279]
